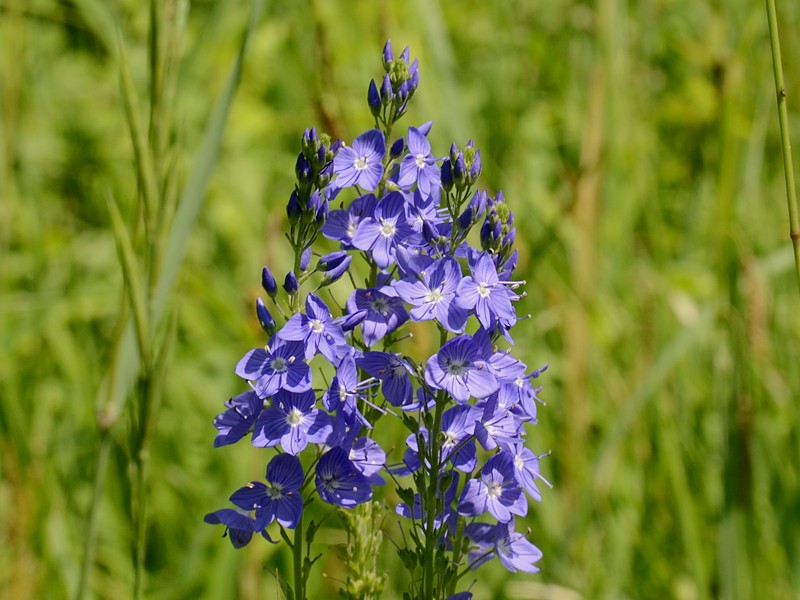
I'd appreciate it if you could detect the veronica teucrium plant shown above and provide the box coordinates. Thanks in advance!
[205,40,552,600]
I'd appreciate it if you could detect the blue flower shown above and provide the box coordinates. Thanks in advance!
[508,443,552,502]
[397,126,440,196]
[455,251,517,330]
[251,389,332,454]
[203,508,257,549]
[393,256,467,333]
[457,451,523,523]
[333,129,385,191]
[212,390,264,447]
[346,287,409,347]
[235,338,311,398]
[315,446,374,507]
[351,191,415,268]
[358,351,414,406]
[494,519,543,573]
[229,453,304,530]
[322,193,377,249]
[278,293,346,363]
[424,334,498,404]
[472,395,523,451]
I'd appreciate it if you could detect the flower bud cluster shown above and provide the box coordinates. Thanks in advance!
[206,41,550,600]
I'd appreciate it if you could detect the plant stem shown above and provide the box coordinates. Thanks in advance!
[423,394,445,600]
[294,513,304,600]
[765,0,800,293]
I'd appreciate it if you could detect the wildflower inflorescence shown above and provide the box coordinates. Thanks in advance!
[205,39,552,600]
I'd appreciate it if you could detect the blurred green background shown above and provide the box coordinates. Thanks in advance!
[2,0,800,598]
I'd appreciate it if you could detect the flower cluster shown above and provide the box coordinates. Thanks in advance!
[205,39,551,600]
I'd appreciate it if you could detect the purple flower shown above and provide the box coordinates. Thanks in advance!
[494,519,543,573]
[508,443,552,502]
[351,192,414,268]
[347,288,409,347]
[473,395,523,451]
[323,193,377,249]
[457,452,524,523]
[455,251,517,329]
[393,256,467,333]
[333,129,385,191]
[315,446,373,507]
[397,126,440,196]
[322,355,378,429]
[251,389,332,454]
[235,338,311,398]
[424,334,498,404]
[440,405,477,472]
[229,453,304,530]
[278,294,346,363]
[204,508,256,549]
[358,351,414,406]
[212,390,264,447]
[349,436,386,484]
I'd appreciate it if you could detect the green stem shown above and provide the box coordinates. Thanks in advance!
[765,0,800,293]
[294,513,304,600]
[423,393,445,600]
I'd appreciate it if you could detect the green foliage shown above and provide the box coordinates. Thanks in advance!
[2,0,800,599]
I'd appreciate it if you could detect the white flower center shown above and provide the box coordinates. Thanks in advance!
[514,455,525,470]
[270,357,287,371]
[347,223,358,238]
[287,408,305,427]
[424,288,443,304]
[266,483,283,499]
[379,219,396,238]
[339,385,348,403]
[354,156,369,171]
[442,430,458,448]
[310,318,325,333]
[415,153,426,169]
[477,282,491,298]
[446,360,467,377]
[487,482,503,499]
[515,376,525,388]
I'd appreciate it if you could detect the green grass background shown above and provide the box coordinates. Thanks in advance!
[2,0,800,598]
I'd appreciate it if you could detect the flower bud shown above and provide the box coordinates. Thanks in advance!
[453,152,466,183]
[381,74,393,103]
[295,152,311,184]
[283,271,299,295]
[256,297,276,335]
[382,39,394,69]
[441,158,453,191]
[286,191,301,225]
[457,206,473,231]
[261,265,278,297]
[368,79,381,117]
[390,137,405,159]
[400,46,410,64]
[300,247,312,272]
[322,254,352,284]
[469,149,482,182]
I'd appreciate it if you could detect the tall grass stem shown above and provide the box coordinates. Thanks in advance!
[765,0,800,293]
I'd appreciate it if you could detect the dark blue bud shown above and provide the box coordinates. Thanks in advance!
[330,139,344,155]
[400,46,410,64]
[381,74,393,103]
[470,190,488,219]
[453,153,466,181]
[287,191,301,225]
[318,250,348,271]
[441,158,453,191]
[315,198,328,224]
[398,80,411,102]
[335,309,368,332]
[323,254,352,284]
[383,40,394,68]
[492,220,503,240]
[449,143,459,163]
[256,297,276,335]
[422,220,439,246]
[458,206,473,230]
[470,149,482,180]
[408,58,419,87]
[295,153,311,183]
[506,210,514,227]
[466,139,474,148]
[502,228,516,248]
[495,190,505,204]
[368,80,381,116]
[307,189,323,214]
[283,271,299,295]
[317,144,326,165]
[390,137,405,159]
[480,219,492,247]
[300,247,312,272]
[261,265,278,297]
